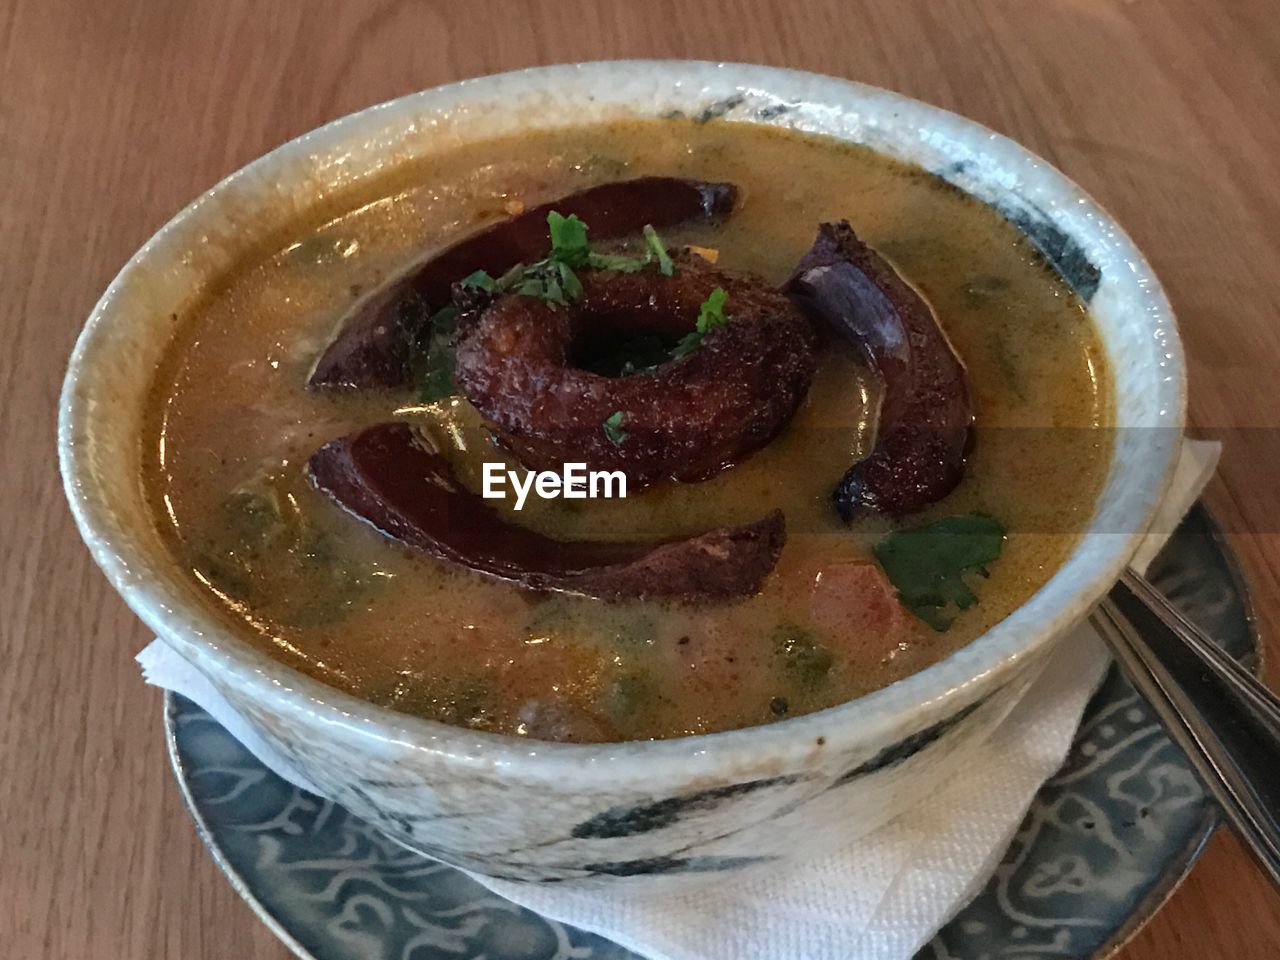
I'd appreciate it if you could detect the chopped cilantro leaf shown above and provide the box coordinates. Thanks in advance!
[612,614,657,647]
[496,262,527,288]
[773,623,834,690]
[515,271,566,307]
[542,274,564,306]
[642,224,674,276]
[670,331,702,359]
[556,259,583,301]
[460,269,496,292]
[602,410,627,445]
[873,513,1005,632]
[586,251,648,273]
[547,211,590,268]
[670,287,730,359]
[696,286,729,333]
[602,671,658,724]
[463,212,584,309]
[459,214,671,311]
[409,305,460,402]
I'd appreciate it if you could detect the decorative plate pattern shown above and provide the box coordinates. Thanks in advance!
[166,504,1256,960]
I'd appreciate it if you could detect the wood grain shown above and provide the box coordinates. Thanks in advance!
[3,1,1278,956]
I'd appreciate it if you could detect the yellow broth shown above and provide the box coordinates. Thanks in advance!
[143,119,1111,741]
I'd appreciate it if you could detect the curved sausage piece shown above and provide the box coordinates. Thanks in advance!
[308,177,737,391]
[307,422,785,603]
[454,257,816,490]
[786,221,973,518]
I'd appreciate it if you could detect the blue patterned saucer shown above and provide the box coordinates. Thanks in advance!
[166,504,1257,960]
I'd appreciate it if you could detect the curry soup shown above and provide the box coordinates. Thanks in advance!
[143,118,1111,742]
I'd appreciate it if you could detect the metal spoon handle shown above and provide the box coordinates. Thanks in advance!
[1093,568,1280,886]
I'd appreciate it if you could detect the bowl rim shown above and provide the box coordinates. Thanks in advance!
[59,60,1185,782]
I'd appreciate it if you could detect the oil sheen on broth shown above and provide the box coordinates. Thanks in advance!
[144,119,1112,742]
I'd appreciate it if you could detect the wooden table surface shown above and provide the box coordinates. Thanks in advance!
[5,1,1280,956]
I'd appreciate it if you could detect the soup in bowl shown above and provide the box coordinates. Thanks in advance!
[60,62,1183,886]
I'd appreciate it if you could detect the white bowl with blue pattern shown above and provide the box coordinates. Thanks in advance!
[60,62,1185,889]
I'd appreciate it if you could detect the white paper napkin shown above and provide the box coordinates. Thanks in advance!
[140,439,1221,960]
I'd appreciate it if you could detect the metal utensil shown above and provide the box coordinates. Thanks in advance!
[1092,568,1280,885]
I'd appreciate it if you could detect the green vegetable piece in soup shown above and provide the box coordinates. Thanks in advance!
[773,622,835,690]
[874,513,1006,632]
[193,479,383,628]
[221,489,294,552]
[284,532,384,628]
[522,595,577,641]
[612,614,657,648]
[602,671,659,726]
[409,304,460,403]
[192,487,300,597]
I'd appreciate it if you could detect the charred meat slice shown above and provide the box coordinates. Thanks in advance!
[454,256,816,490]
[786,221,973,517]
[307,422,785,603]
[308,177,737,391]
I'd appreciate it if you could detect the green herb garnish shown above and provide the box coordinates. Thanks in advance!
[514,270,567,306]
[547,211,590,267]
[611,614,658,647]
[460,269,497,292]
[474,212,587,309]
[643,224,674,276]
[672,287,730,358]
[671,334,700,359]
[194,478,384,627]
[873,513,1006,632]
[220,489,293,553]
[602,410,628,445]
[443,211,685,319]
[464,214,676,309]
[697,286,729,329]
[586,251,649,273]
[409,305,460,402]
[602,671,658,724]
[773,622,834,690]
[556,259,583,301]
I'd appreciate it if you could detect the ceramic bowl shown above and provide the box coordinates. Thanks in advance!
[59,62,1184,888]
